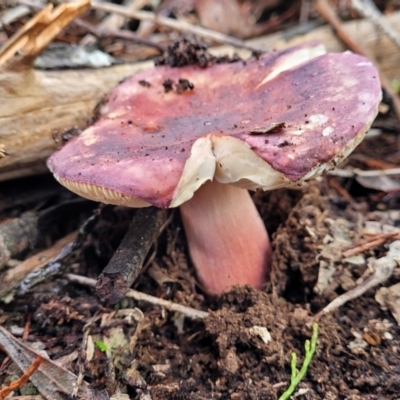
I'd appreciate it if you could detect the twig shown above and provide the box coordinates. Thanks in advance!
[22,314,32,341]
[96,208,167,304]
[66,274,209,320]
[74,18,166,51]
[0,357,11,373]
[91,1,266,53]
[278,323,319,400]
[124,288,209,319]
[342,232,399,258]
[0,355,43,400]
[327,177,355,204]
[349,153,400,170]
[16,0,166,51]
[80,0,140,46]
[328,167,400,178]
[350,0,400,50]
[315,240,400,320]
[313,0,400,120]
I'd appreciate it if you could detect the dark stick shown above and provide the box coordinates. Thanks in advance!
[96,207,167,304]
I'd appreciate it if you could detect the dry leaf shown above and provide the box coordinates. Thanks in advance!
[0,326,108,400]
[0,0,90,70]
[375,282,400,325]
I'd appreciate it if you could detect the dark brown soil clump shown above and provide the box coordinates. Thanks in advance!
[155,36,242,68]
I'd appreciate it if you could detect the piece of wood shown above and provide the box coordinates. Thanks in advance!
[0,62,152,181]
[0,0,90,70]
[96,208,166,304]
[1,11,399,182]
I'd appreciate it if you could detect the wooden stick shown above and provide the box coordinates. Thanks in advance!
[315,256,397,320]
[350,0,400,50]
[96,208,167,304]
[74,18,166,51]
[67,274,209,319]
[342,232,399,258]
[0,61,153,182]
[0,0,90,70]
[91,1,265,53]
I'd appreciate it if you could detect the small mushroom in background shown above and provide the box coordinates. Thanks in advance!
[47,42,382,295]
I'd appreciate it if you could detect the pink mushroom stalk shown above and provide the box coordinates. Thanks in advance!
[47,42,381,295]
[180,180,271,294]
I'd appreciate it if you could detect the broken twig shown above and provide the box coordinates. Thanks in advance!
[91,1,265,53]
[0,232,77,301]
[350,0,400,50]
[67,274,209,320]
[342,232,400,258]
[0,210,99,300]
[96,208,167,304]
[0,0,90,70]
[74,18,166,52]
[329,167,400,178]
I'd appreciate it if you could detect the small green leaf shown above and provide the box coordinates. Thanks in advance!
[95,340,108,352]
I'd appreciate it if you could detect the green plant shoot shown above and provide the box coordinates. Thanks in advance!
[94,340,108,353]
[278,323,319,400]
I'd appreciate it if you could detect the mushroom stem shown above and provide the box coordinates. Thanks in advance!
[179,180,271,295]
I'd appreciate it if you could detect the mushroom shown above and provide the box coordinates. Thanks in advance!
[47,42,381,295]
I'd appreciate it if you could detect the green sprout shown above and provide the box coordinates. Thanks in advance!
[278,323,319,400]
[94,340,108,353]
